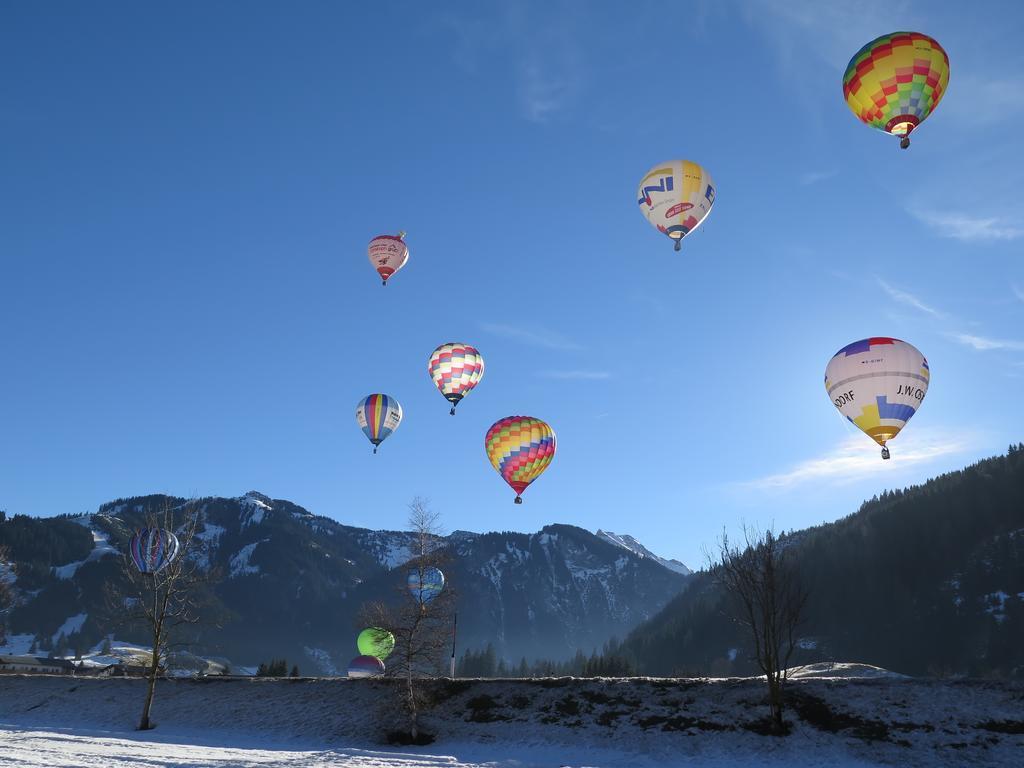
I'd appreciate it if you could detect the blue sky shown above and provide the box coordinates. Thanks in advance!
[1,1,1022,569]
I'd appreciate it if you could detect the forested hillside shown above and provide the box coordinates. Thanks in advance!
[623,445,1024,678]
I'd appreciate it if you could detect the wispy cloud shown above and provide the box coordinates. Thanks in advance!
[799,170,837,186]
[941,75,1024,126]
[909,209,1024,242]
[434,6,583,124]
[738,0,910,71]
[741,432,970,490]
[1013,285,1024,304]
[518,44,582,123]
[946,332,1024,352]
[480,323,582,351]
[877,279,944,317]
[537,370,610,380]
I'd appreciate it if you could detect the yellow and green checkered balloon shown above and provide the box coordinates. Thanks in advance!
[843,32,949,149]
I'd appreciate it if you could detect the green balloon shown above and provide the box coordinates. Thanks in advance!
[357,627,395,660]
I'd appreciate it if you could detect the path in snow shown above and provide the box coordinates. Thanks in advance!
[0,726,887,768]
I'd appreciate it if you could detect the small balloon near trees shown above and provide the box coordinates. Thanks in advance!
[358,497,455,745]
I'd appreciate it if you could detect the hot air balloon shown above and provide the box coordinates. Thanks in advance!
[843,32,950,149]
[485,416,556,503]
[347,655,385,678]
[129,528,180,575]
[637,160,715,251]
[428,343,485,415]
[356,394,403,454]
[357,627,395,660]
[825,337,929,460]
[367,232,409,286]
[407,566,445,605]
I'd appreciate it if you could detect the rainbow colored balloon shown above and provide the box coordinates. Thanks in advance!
[356,394,402,454]
[407,566,445,605]
[347,655,385,678]
[824,337,929,460]
[128,528,180,575]
[428,342,485,415]
[367,232,409,286]
[843,32,949,149]
[484,416,556,504]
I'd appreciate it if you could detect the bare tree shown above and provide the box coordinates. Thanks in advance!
[121,500,204,731]
[713,526,808,734]
[359,497,454,743]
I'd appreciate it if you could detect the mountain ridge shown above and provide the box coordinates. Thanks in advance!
[0,494,689,671]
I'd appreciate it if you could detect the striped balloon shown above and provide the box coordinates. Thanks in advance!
[485,416,556,504]
[129,528,180,575]
[428,342,485,415]
[356,394,403,453]
[843,32,949,149]
[406,566,445,605]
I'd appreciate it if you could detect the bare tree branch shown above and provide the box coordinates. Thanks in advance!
[712,525,808,734]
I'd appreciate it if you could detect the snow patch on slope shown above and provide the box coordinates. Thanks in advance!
[302,647,340,676]
[52,528,119,580]
[786,662,908,680]
[229,540,267,578]
[51,613,87,644]
[596,530,691,575]
[0,634,36,655]
[239,492,273,528]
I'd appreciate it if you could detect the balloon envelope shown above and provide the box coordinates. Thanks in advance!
[485,416,556,503]
[428,342,484,413]
[347,655,385,678]
[825,337,929,449]
[356,394,403,451]
[637,160,715,250]
[407,566,445,604]
[357,627,395,660]
[843,32,949,144]
[367,234,409,285]
[129,528,180,575]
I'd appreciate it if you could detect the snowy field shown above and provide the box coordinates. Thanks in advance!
[0,674,1021,767]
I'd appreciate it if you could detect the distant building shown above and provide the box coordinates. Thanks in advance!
[0,655,120,676]
[0,655,79,674]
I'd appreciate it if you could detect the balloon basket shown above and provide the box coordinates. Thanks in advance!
[881,446,891,460]
[449,407,456,416]
[514,496,523,504]
[899,137,910,150]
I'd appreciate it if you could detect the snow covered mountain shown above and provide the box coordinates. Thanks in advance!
[0,493,689,672]
[595,531,692,575]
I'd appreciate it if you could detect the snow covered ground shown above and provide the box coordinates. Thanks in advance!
[0,674,1020,767]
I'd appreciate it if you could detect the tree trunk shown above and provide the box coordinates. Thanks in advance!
[138,585,164,730]
[767,673,784,734]
[406,666,418,739]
